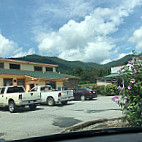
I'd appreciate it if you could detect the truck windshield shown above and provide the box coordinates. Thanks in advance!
[41,86,52,92]
[7,87,25,93]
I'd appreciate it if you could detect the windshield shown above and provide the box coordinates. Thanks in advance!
[84,88,92,91]
[0,0,142,141]
[7,87,25,93]
[41,86,52,91]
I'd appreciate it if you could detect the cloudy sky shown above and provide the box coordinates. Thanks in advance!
[0,0,142,64]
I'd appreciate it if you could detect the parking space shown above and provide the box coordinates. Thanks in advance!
[0,96,123,141]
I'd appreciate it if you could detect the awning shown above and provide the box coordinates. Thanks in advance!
[0,69,78,80]
[104,72,127,78]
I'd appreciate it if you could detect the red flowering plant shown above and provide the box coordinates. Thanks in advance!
[118,55,142,126]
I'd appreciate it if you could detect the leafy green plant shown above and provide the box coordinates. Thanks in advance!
[118,55,142,126]
[106,84,118,96]
[78,83,96,88]
[93,86,106,95]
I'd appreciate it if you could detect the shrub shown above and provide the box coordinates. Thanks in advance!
[93,86,106,95]
[79,83,96,88]
[118,55,142,126]
[106,84,118,96]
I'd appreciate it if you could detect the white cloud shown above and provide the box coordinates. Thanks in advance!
[34,0,94,22]
[129,26,142,51]
[115,52,132,60]
[35,0,142,63]
[12,48,35,58]
[0,33,16,57]
[101,59,112,64]
[0,32,35,58]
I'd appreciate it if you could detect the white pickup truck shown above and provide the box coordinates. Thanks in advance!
[29,85,74,106]
[0,86,41,113]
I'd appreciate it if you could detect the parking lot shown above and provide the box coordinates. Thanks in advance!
[0,96,123,141]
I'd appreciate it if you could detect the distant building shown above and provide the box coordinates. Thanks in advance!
[96,65,124,87]
[0,58,78,92]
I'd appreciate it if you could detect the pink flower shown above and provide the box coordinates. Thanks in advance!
[117,70,121,74]
[128,85,132,90]
[112,96,119,101]
[136,83,138,87]
[131,78,135,83]
[131,65,135,69]
[128,61,131,64]
[121,87,124,90]
[117,86,121,90]
[134,69,137,73]
[132,57,136,60]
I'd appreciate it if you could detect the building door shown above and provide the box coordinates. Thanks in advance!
[29,84,35,90]
[17,79,25,88]
[45,81,56,89]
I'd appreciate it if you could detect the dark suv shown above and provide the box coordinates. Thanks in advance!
[73,87,97,101]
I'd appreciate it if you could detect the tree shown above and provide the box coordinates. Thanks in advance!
[118,55,142,126]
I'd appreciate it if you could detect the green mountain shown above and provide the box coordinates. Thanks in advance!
[9,53,140,83]
[9,54,136,71]
[10,54,102,72]
[103,54,133,68]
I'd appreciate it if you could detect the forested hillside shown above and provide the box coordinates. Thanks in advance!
[9,53,139,83]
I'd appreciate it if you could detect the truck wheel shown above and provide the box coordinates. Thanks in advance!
[29,105,37,110]
[47,97,55,106]
[80,95,85,101]
[9,101,16,113]
[61,101,68,105]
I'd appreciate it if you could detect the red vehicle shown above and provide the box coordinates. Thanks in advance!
[73,87,97,101]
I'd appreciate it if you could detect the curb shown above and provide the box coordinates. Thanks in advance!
[61,117,123,133]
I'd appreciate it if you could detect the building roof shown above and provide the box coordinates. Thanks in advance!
[104,72,127,78]
[0,58,58,67]
[0,69,77,80]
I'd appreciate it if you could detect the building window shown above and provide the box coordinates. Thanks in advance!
[45,81,56,89]
[17,79,25,88]
[46,67,53,72]
[34,66,42,71]
[4,78,13,86]
[0,62,4,68]
[10,63,20,70]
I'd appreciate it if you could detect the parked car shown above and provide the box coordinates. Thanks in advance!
[73,87,97,101]
[0,86,41,113]
[29,85,74,106]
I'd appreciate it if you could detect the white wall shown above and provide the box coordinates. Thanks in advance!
[111,66,124,73]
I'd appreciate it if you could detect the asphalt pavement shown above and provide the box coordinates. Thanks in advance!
[0,96,123,141]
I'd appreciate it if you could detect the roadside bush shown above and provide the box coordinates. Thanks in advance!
[93,86,106,95]
[118,55,142,126]
[106,84,118,96]
[78,83,96,88]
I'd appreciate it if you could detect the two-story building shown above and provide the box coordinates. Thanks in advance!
[0,58,78,92]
